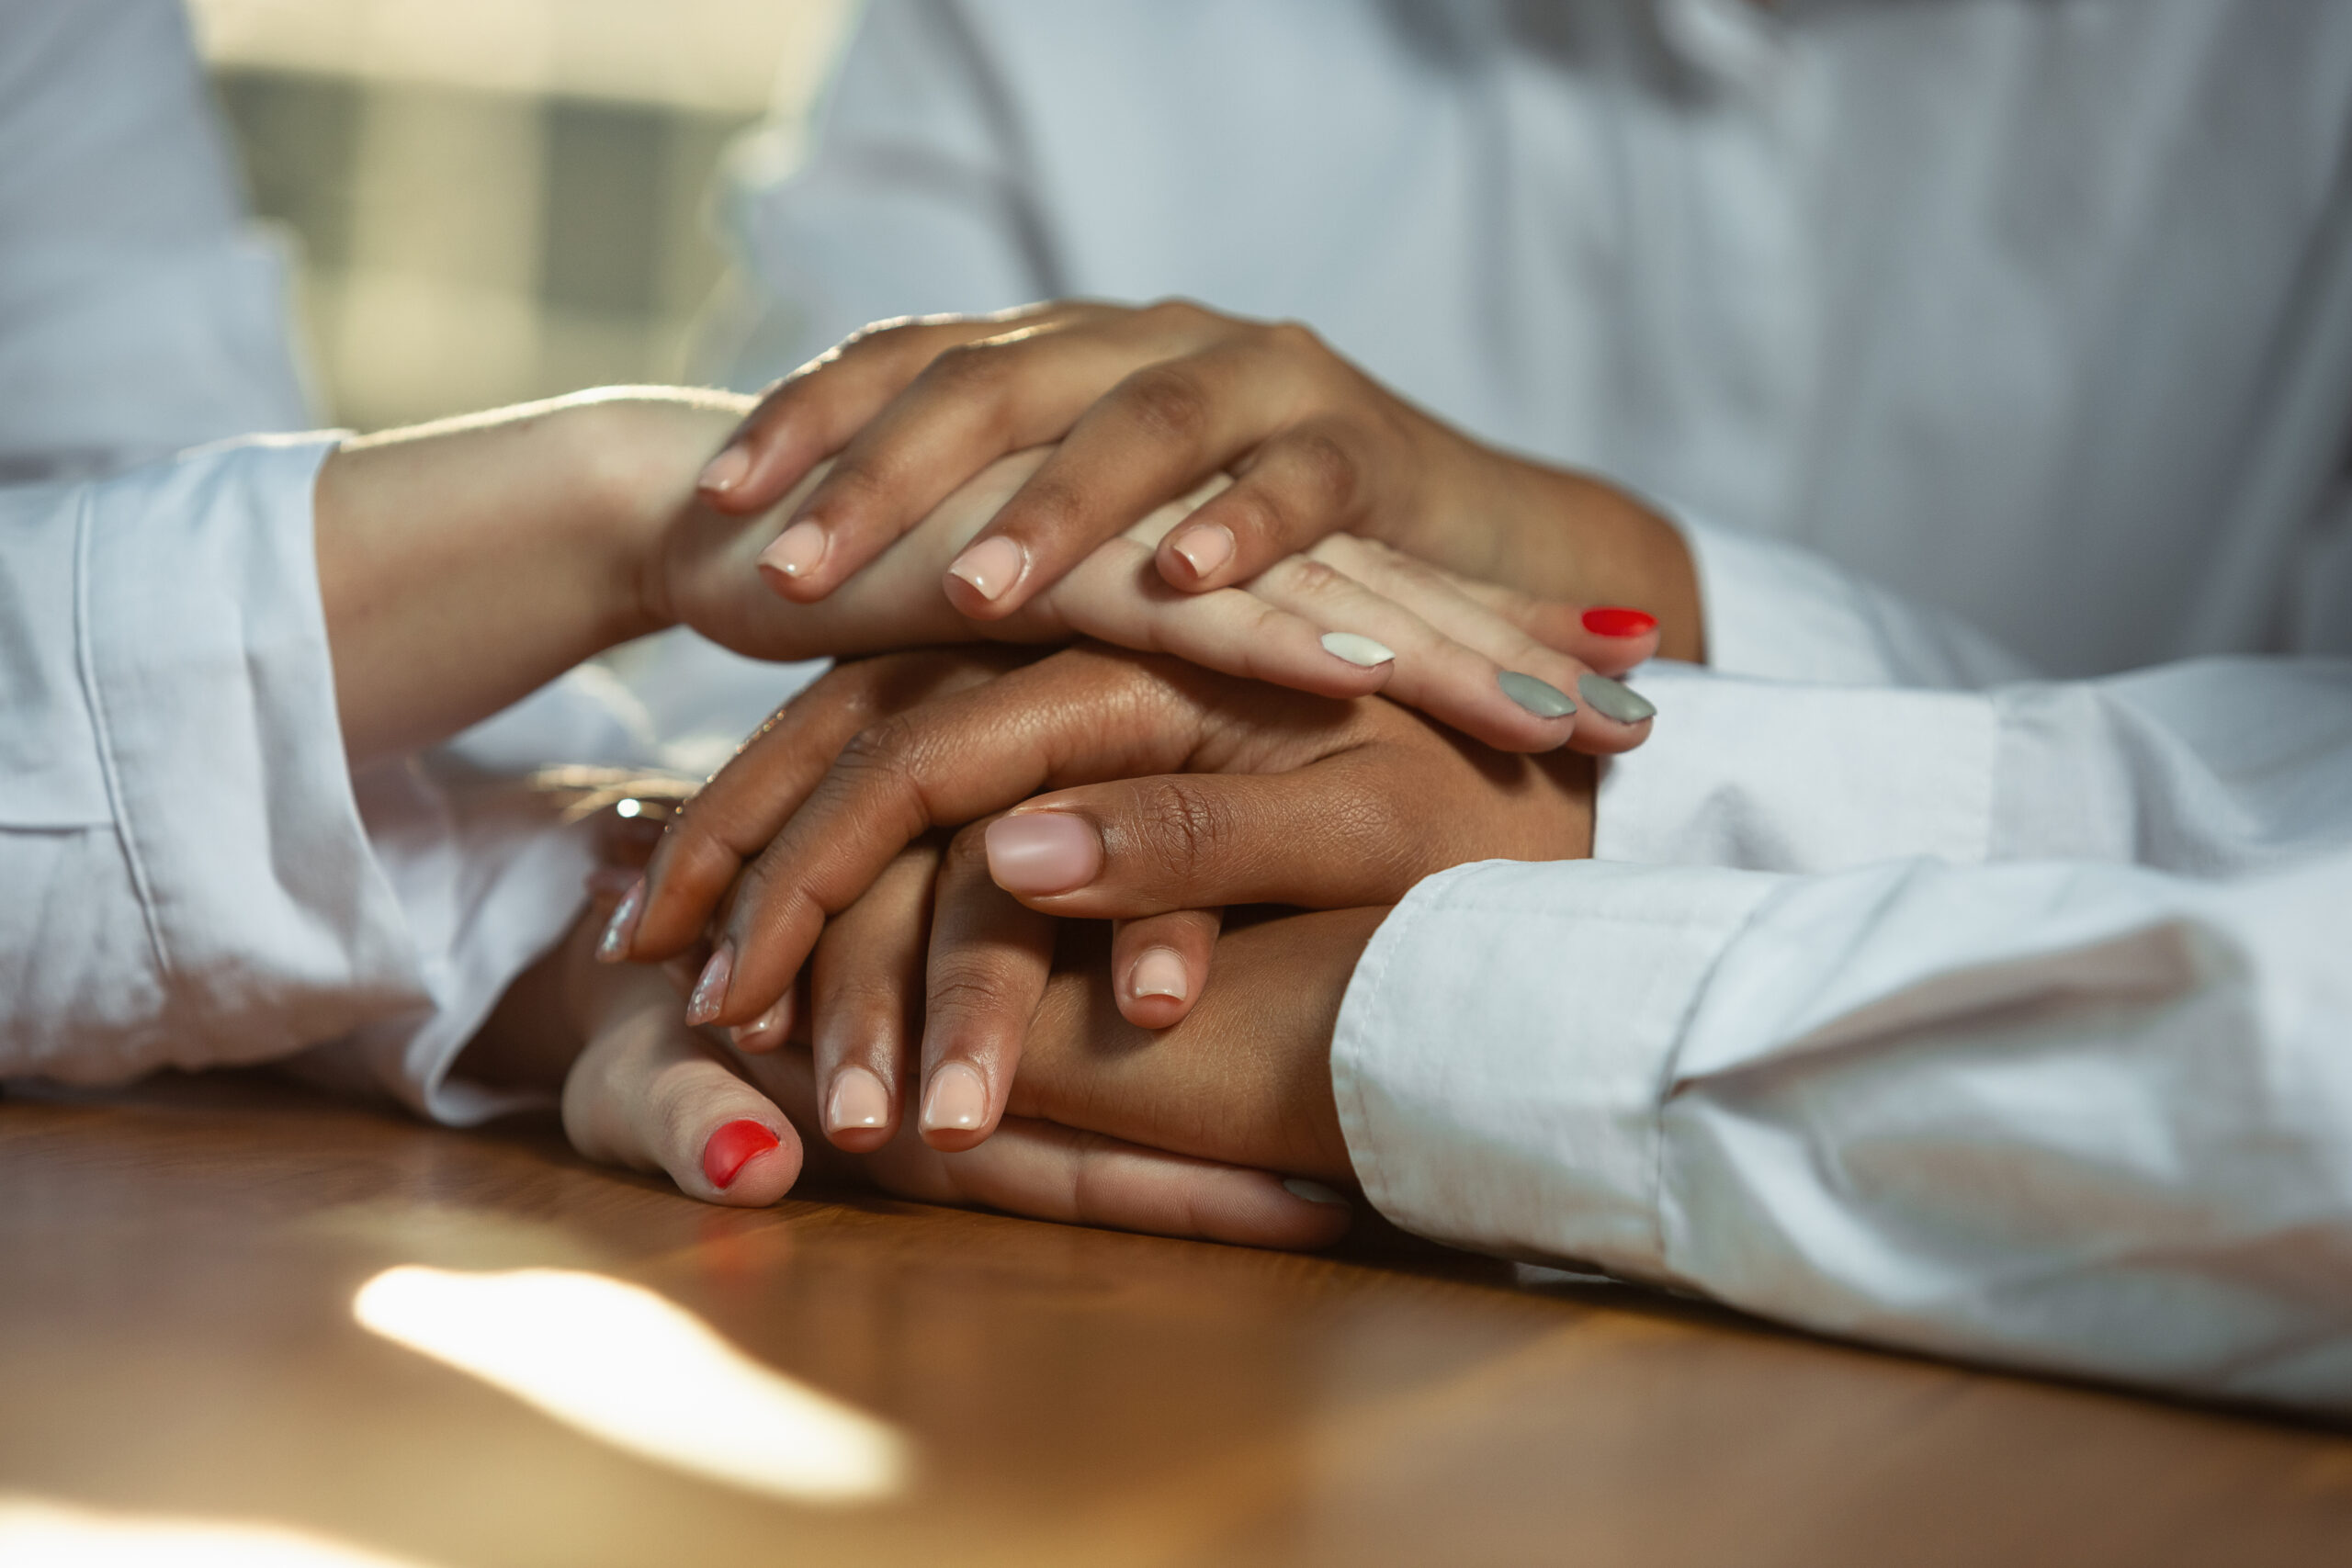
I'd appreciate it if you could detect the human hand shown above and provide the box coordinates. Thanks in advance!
[610,644,1594,1153]
[551,905,1351,1249]
[691,299,1703,662]
[662,440,1661,754]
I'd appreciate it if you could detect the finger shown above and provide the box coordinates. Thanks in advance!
[981,761,1430,917]
[898,1119,1351,1250]
[1152,412,1401,593]
[1238,551,1593,752]
[560,982,804,1207]
[913,820,1057,1152]
[620,649,1017,964]
[758,301,1223,602]
[1026,536,1401,704]
[1288,536,1659,752]
[938,331,1329,620]
[807,840,940,1153]
[1110,908,1222,1030]
[702,648,1252,1028]
[1308,534,1665,677]
[695,308,1068,514]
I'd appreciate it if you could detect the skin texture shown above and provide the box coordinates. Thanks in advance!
[616,645,1594,1156]
[698,299,1705,662]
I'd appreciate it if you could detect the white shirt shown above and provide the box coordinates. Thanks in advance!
[0,0,800,1119]
[722,0,2352,1409]
[717,0,2352,676]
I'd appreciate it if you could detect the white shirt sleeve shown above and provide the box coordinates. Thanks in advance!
[1332,655,2352,1410]
[0,437,428,1083]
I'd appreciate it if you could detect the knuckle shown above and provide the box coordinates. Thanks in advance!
[1130,778,1235,886]
[920,339,1015,398]
[1114,363,1213,446]
[1278,426,1363,517]
[1263,318,1327,357]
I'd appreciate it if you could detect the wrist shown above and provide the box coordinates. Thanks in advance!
[553,390,752,645]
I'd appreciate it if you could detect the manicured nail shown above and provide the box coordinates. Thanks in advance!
[1283,1178,1349,1206]
[758,520,827,580]
[1577,671,1657,724]
[984,812,1102,896]
[595,878,644,964]
[826,1066,889,1134]
[697,443,752,495]
[945,536,1026,602]
[729,994,792,1050]
[1169,523,1235,581]
[684,943,733,1025]
[1582,605,1658,638]
[1129,946,1189,1002]
[1498,670,1577,719]
[702,1118,779,1190]
[1319,631,1396,669]
[920,1062,989,1134]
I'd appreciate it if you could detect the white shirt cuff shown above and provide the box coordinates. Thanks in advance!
[1331,858,1780,1281]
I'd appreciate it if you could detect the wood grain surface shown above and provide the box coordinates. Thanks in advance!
[4,1071,2348,1567]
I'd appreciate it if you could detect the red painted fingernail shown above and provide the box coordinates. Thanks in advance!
[1582,605,1658,638]
[703,1119,780,1189]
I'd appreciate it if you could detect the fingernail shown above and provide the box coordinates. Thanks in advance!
[1577,671,1657,723]
[758,520,827,580]
[984,812,1102,896]
[945,536,1026,602]
[1283,1178,1349,1206]
[1129,946,1189,1001]
[702,1118,779,1189]
[920,1061,989,1134]
[826,1066,889,1134]
[1169,522,1235,581]
[697,443,752,495]
[729,994,792,1050]
[684,943,733,1025]
[1319,631,1396,669]
[595,878,644,964]
[1582,605,1658,638]
[1498,670,1577,719]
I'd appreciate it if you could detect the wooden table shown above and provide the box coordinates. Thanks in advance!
[5,1072,2349,1567]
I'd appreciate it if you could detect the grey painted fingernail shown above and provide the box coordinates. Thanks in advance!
[1320,631,1396,668]
[1498,670,1577,719]
[1283,1178,1349,1206]
[1577,671,1657,723]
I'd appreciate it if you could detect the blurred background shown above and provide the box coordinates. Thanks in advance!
[187,0,854,431]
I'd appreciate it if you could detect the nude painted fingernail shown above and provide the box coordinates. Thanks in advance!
[1283,1178,1349,1206]
[1170,522,1235,581]
[920,1061,989,1134]
[1498,670,1577,719]
[1319,631,1396,669]
[758,520,827,580]
[703,1118,779,1189]
[684,943,733,1025]
[697,443,752,495]
[729,994,792,1050]
[945,536,1026,602]
[595,878,644,964]
[984,812,1102,896]
[1577,671,1657,723]
[827,1066,889,1134]
[1129,946,1189,1001]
